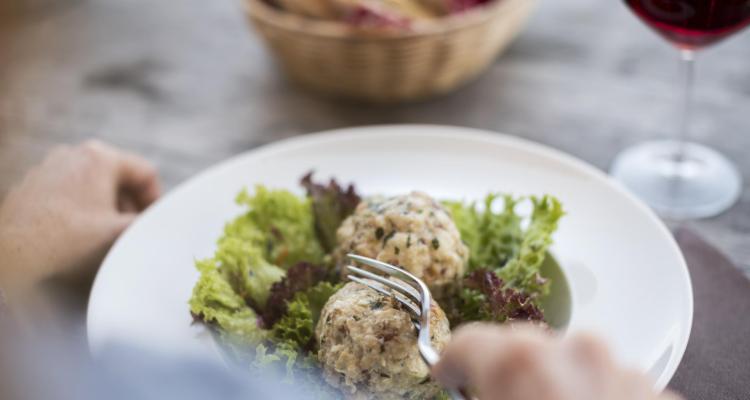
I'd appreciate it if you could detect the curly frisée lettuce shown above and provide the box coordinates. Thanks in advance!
[497,196,564,297]
[444,194,522,272]
[232,186,325,269]
[189,258,268,345]
[271,282,343,351]
[189,185,338,382]
[444,194,563,300]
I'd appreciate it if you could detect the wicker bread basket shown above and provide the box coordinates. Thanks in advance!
[244,0,536,103]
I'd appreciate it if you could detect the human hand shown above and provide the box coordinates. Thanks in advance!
[432,324,682,400]
[0,141,160,298]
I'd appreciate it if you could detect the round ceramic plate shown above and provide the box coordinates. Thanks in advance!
[87,125,692,390]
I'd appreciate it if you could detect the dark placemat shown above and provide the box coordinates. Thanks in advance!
[668,228,750,400]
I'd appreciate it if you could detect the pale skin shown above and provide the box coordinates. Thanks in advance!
[432,324,683,400]
[0,141,682,400]
[0,140,160,301]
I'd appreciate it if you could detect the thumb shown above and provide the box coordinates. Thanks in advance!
[432,323,552,390]
[55,212,139,287]
[108,212,138,240]
[432,324,504,388]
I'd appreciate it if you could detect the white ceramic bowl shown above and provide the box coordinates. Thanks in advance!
[88,125,692,390]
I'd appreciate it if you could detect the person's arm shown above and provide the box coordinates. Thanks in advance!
[432,323,683,400]
[0,141,160,307]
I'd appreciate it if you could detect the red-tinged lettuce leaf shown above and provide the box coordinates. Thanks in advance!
[261,262,329,328]
[445,194,563,302]
[448,269,545,326]
[300,172,361,252]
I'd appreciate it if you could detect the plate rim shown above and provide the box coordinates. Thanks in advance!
[88,124,693,390]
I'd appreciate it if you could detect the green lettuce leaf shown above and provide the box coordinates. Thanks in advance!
[213,239,285,309]
[272,295,314,351]
[253,342,301,376]
[444,194,522,272]
[262,262,329,328]
[189,259,267,345]
[190,185,328,344]
[261,281,342,385]
[497,196,563,297]
[303,281,343,324]
[445,194,563,299]
[189,185,344,394]
[271,281,342,351]
[234,185,326,269]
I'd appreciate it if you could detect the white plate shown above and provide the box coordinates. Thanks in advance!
[87,125,692,390]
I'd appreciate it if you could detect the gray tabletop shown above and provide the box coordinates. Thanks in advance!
[0,0,748,279]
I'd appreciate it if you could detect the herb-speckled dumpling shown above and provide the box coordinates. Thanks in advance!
[315,282,450,399]
[334,192,468,293]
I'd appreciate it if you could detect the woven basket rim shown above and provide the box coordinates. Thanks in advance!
[244,0,524,40]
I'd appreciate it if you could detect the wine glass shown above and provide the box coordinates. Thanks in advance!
[611,0,749,219]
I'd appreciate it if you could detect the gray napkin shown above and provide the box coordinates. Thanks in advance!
[668,228,750,399]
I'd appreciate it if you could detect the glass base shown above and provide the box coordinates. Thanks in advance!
[610,141,742,220]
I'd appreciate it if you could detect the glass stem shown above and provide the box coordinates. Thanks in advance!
[675,50,695,163]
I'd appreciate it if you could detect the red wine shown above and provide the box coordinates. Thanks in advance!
[625,0,750,49]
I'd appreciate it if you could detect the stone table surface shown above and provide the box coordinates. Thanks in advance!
[1,0,749,279]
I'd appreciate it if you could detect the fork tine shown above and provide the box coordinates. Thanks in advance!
[347,254,432,319]
[347,254,422,288]
[347,275,391,298]
[347,275,421,322]
[346,255,462,399]
[346,265,422,305]
[347,254,438,364]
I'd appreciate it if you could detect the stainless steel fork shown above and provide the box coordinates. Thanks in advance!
[345,254,467,400]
